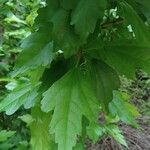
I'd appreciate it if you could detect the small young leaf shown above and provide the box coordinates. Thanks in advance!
[109,91,139,127]
[19,114,34,126]
[104,124,128,147]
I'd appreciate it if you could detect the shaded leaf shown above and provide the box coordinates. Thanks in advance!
[118,1,150,40]
[71,0,106,40]
[0,130,15,142]
[136,0,150,22]
[87,38,150,78]
[51,8,80,58]
[88,60,120,110]
[60,0,79,10]
[35,0,59,26]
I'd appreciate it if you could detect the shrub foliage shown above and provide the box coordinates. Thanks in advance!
[0,0,150,150]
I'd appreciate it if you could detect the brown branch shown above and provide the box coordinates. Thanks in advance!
[101,18,124,29]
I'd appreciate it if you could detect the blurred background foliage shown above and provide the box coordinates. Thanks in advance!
[0,1,44,149]
[120,70,150,118]
[0,0,149,149]
[0,0,45,77]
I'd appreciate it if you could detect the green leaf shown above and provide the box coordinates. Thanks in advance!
[86,2,150,78]
[88,60,120,110]
[109,91,138,126]
[0,82,39,115]
[0,130,15,142]
[19,114,34,126]
[12,28,54,77]
[87,123,104,143]
[51,8,80,58]
[73,142,85,150]
[41,68,99,150]
[71,0,106,40]
[30,107,56,150]
[60,0,79,10]
[87,122,127,147]
[51,8,69,42]
[87,38,150,78]
[125,0,150,23]
[35,0,59,26]
[105,40,150,77]
[135,0,150,22]
[118,1,150,40]
[104,124,128,147]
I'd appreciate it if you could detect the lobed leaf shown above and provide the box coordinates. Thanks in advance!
[109,91,139,127]
[41,68,99,150]
[12,28,54,77]
[0,82,39,115]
